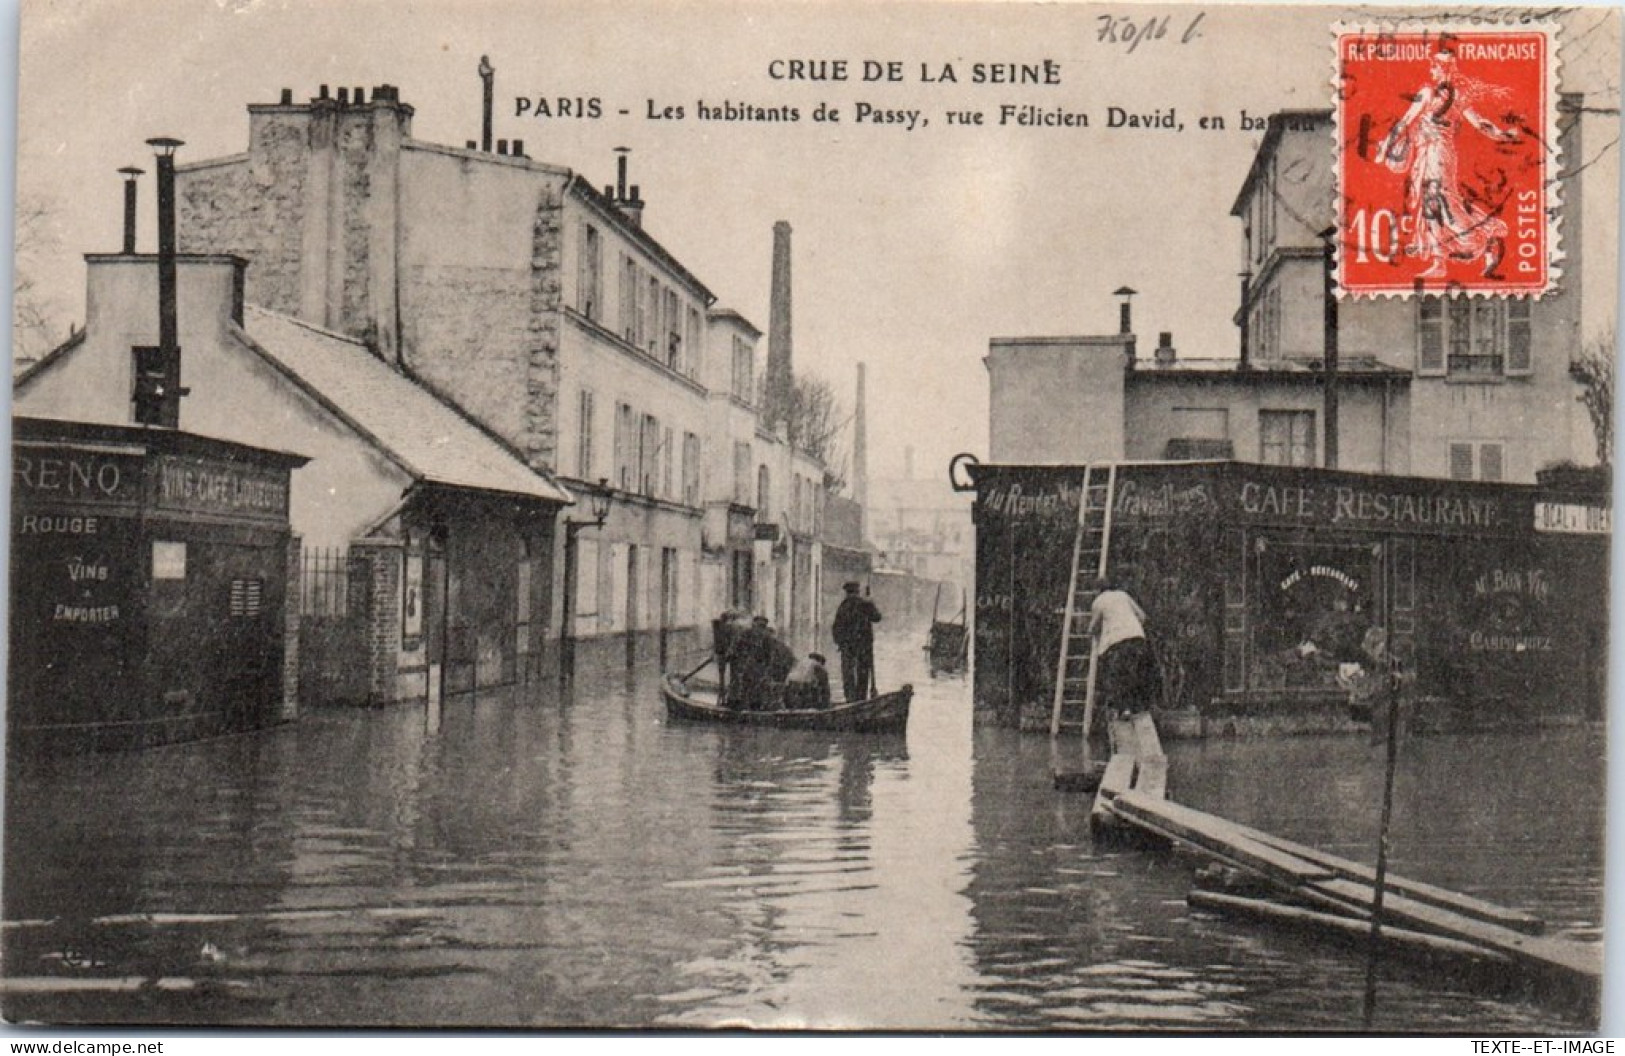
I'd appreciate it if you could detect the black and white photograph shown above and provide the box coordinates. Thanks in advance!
[3,0,1619,1035]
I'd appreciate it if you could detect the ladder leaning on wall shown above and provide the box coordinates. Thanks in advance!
[1050,463,1118,738]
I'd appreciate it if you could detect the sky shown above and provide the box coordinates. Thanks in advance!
[13,0,1622,486]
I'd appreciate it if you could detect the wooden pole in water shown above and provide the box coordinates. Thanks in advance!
[1363,661,1401,1028]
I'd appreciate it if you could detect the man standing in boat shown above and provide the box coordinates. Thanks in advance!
[1088,576,1160,719]
[832,581,882,701]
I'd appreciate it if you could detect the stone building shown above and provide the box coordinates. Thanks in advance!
[985,101,1598,483]
[15,252,572,705]
[165,81,826,675]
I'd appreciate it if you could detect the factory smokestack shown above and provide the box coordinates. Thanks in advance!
[765,221,794,431]
[853,362,868,519]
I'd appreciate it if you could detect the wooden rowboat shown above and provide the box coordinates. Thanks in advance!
[661,674,912,734]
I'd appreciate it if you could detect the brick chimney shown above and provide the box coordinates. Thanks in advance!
[764,221,794,431]
[612,147,645,228]
[1154,331,1177,367]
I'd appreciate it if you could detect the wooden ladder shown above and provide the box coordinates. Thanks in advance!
[1050,463,1118,738]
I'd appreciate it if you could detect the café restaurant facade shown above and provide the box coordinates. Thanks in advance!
[9,417,307,753]
[967,460,1609,733]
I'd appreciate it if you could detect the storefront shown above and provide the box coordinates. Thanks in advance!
[969,461,1609,733]
[9,417,307,753]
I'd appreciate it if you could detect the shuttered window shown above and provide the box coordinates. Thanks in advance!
[1418,298,1444,375]
[1448,443,1475,480]
[1506,299,1532,374]
[1479,443,1504,482]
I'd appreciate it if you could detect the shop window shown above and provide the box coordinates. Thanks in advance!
[229,578,264,618]
[1419,296,1532,378]
[1259,410,1316,466]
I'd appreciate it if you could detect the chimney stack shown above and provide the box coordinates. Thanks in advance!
[765,221,794,431]
[146,137,186,427]
[478,56,495,152]
[1154,331,1177,367]
[611,147,645,227]
[117,166,144,254]
[1113,285,1139,363]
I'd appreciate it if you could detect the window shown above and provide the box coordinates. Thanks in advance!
[577,389,595,478]
[1259,409,1316,466]
[640,414,660,496]
[733,442,752,505]
[661,425,674,499]
[1418,297,1532,378]
[578,224,601,321]
[686,307,702,378]
[732,336,754,402]
[620,256,639,344]
[575,538,599,620]
[682,432,701,506]
[644,276,660,355]
[614,401,635,490]
[1449,441,1505,481]
[665,289,682,370]
[757,464,772,517]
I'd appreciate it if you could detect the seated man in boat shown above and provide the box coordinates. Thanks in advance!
[760,619,798,710]
[784,652,833,710]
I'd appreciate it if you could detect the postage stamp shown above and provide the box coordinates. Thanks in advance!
[1335,23,1559,297]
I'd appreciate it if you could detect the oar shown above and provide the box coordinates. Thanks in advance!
[680,654,714,680]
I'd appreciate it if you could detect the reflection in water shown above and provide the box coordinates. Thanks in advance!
[1,633,1601,1031]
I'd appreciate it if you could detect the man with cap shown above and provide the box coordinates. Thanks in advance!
[785,652,832,710]
[832,581,882,701]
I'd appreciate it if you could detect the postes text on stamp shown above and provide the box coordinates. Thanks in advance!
[1336,25,1556,297]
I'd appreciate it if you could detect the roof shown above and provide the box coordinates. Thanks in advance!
[239,306,573,505]
[1230,110,1332,217]
[13,414,309,469]
[1128,354,1410,381]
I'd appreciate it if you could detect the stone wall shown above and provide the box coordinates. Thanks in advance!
[177,115,309,317]
[351,539,405,705]
[281,533,302,721]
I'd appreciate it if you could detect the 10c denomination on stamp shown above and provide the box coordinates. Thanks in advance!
[1335,24,1558,297]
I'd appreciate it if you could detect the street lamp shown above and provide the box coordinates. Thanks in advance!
[560,478,611,683]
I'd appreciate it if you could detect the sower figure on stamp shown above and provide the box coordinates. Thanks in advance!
[832,581,882,701]
[1087,576,1161,721]
[1376,47,1520,279]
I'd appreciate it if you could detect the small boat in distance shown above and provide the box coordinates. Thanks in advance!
[661,674,912,734]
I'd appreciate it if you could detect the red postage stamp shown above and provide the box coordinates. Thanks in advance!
[1335,24,1557,297]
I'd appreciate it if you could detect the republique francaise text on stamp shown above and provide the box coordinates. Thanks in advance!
[1335,23,1559,297]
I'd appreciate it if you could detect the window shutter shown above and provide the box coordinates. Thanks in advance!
[1479,443,1503,482]
[1448,443,1474,480]
[1418,298,1444,375]
[1506,299,1532,374]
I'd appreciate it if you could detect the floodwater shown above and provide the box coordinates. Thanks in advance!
[2,632,1604,1031]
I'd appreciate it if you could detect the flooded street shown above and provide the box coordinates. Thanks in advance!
[3,632,1603,1032]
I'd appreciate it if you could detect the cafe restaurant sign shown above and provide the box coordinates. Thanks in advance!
[1230,474,1520,536]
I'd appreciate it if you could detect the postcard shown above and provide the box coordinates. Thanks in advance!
[6,0,1618,1034]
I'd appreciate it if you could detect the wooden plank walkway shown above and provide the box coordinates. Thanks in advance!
[1103,788,1600,999]
[1088,714,1168,830]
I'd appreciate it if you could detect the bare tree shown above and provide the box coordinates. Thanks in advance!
[14,193,66,367]
[1572,328,1615,468]
[786,373,848,491]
